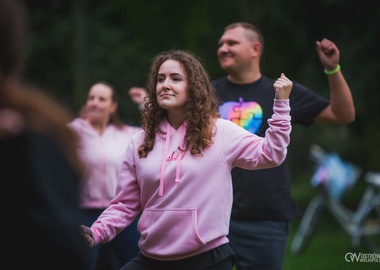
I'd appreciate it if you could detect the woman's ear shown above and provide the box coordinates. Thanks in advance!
[110,102,118,114]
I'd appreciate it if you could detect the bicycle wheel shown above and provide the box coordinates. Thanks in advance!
[360,193,380,252]
[290,195,325,254]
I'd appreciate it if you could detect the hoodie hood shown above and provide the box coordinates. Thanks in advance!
[158,119,187,196]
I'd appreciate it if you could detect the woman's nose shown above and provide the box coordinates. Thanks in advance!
[162,78,170,89]
[88,98,99,107]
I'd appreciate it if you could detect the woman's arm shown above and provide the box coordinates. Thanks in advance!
[221,74,293,170]
[80,141,141,246]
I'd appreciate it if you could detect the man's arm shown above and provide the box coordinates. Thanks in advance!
[314,39,355,124]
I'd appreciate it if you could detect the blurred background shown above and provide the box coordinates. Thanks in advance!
[20,0,379,268]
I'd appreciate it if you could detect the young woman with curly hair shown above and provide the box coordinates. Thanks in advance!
[138,50,220,159]
[81,50,293,270]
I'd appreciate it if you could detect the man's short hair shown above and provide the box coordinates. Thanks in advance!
[225,22,264,54]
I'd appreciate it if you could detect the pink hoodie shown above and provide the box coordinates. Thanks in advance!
[90,99,291,260]
[69,118,140,208]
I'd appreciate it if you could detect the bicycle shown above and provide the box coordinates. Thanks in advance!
[290,144,380,254]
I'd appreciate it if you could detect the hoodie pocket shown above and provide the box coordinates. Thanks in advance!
[137,208,206,257]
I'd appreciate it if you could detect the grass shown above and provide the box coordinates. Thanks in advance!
[231,173,379,269]
[231,175,380,269]
[284,216,379,270]
[282,175,379,270]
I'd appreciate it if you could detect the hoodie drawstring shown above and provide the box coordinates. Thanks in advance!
[159,123,171,196]
[175,132,186,183]
[159,122,187,196]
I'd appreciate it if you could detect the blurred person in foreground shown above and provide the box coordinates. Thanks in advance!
[0,0,90,268]
[69,82,146,269]
[212,22,355,270]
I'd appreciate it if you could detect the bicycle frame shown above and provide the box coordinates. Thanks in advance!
[324,183,380,249]
[290,145,380,254]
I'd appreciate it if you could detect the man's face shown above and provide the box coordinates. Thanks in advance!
[217,27,256,74]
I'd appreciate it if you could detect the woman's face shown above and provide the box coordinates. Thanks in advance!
[84,84,116,124]
[156,60,188,113]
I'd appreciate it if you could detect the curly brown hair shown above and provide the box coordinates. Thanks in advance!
[138,50,220,158]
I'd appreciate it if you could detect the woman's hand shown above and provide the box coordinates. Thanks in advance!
[128,87,148,107]
[0,109,24,139]
[273,73,293,100]
[80,225,97,248]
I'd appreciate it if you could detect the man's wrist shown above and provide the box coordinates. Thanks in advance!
[324,64,341,75]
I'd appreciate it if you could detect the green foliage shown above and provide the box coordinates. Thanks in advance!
[22,0,380,173]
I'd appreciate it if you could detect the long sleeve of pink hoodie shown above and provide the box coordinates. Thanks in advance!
[90,99,291,261]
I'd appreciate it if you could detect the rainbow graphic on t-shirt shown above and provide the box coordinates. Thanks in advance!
[219,98,263,134]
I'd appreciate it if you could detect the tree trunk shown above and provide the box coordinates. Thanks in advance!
[71,0,90,110]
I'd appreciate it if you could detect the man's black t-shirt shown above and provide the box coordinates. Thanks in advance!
[212,75,329,221]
